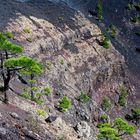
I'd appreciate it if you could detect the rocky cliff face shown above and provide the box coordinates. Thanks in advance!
[0,0,130,140]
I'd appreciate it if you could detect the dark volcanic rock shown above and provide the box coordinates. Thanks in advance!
[135,5,140,11]
[45,116,57,123]
[88,10,97,17]
[136,48,140,53]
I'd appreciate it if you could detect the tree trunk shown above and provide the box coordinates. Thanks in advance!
[30,74,34,99]
[3,80,9,104]
[3,91,8,104]
[1,51,11,103]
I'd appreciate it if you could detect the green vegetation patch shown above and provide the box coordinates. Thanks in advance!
[77,91,90,103]
[127,3,134,11]
[96,0,103,20]
[100,34,110,49]
[20,91,31,100]
[107,24,118,38]
[59,96,71,112]
[97,118,134,140]
[4,32,13,39]
[131,107,140,126]
[136,29,140,36]
[118,86,128,107]
[100,114,109,123]
[46,60,53,70]
[31,98,45,105]
[43,87,52,95]
[36,109,46,117]
[23,28,31,34]
[131,15,139,23]
[101,97,110,112]
[60,59,64,65]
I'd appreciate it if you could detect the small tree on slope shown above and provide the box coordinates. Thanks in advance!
[0,33,43,103]
[98,118,134,140]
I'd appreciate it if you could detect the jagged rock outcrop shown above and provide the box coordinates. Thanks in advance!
[75,121,91,139]
[0,0,127,139]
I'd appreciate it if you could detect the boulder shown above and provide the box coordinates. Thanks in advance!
[10,112,20,120]
[45,116,57,123]
[74,121,91,138]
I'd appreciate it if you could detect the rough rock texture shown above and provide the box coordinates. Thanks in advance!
[0,0,128,140]
[10,112,20,120]
[75,121,91,138]
[45,116,57,123]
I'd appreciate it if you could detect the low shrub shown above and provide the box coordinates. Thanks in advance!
[97,123,110,128]
[46,60,53,70]
[107,24,118,38]
[20,91,31,99]
[127,3,133,11]
[77,91,90,103]
[36,109,46,117]
[118,86,128,107]
[23,28,31,34]
[20,91,44,105]
[58,16,64,21]
[31,98,45,105]
[60,59,64,65]
[96,0,103,20]
[100,114,109,123]
[136,29,140,36]
[101,97,110,112]
[100,34,110,49]
[43,87,52,95]
[4,32,13,39]
[131,107,140,126]
[131,15,139,23]
[59,96,71,112]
